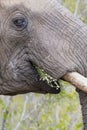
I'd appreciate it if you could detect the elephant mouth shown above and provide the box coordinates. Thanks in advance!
[33,64,61,94]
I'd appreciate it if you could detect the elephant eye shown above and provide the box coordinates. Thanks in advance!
[12,17,28,30]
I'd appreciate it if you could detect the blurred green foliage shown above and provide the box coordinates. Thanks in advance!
[0,0,87,130]
[63,0,76,13]
[0,82,83,130]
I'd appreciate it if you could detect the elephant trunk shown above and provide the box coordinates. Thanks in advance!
[77,89,87,130]
[29,3,87,129]
[29,2,87,80]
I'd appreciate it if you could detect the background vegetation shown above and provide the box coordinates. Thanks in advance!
[0,0,87,130]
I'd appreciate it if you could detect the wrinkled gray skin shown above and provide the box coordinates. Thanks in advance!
[0,0,87,129]
[0,3,61,95]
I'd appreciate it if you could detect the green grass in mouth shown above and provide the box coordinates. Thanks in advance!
[35,66,61,89]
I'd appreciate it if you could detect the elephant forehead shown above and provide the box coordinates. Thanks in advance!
[0,0,58,12]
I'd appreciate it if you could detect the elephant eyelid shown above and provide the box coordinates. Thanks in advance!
[12,17,28,30]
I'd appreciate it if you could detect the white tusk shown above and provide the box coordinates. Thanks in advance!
[62,72,87,92]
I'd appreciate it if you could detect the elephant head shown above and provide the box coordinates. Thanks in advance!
[0,0,87,95]
[0,0,63,95]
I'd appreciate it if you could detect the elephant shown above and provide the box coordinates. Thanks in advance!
[0,0,61,95]
[0,0,87,129]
